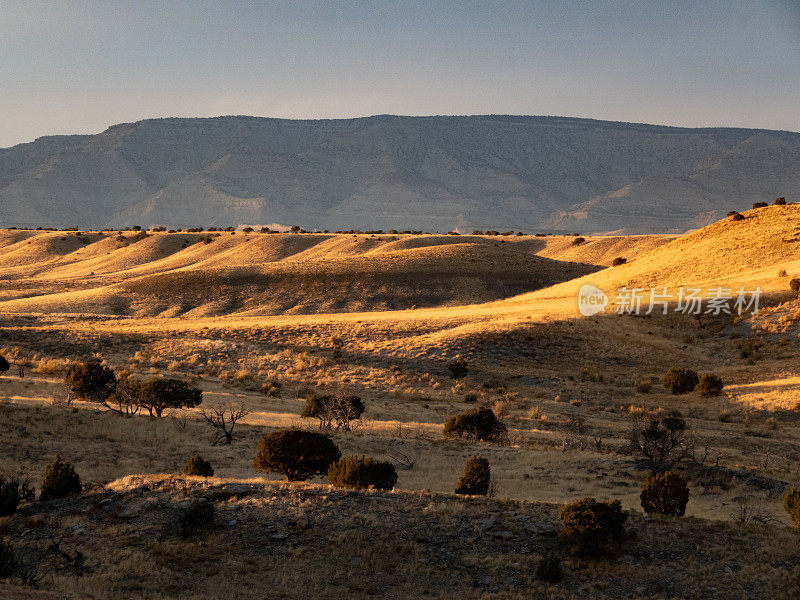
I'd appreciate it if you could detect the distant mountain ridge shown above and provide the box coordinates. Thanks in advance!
[1,114,798,233]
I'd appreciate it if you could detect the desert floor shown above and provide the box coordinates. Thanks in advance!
[2,206,800,598]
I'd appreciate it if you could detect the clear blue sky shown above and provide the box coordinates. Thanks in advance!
[2,0,798,147]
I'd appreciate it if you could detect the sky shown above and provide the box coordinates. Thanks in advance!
[1,0,799,147]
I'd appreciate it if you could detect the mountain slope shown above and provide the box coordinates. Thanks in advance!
[1,115,798,232]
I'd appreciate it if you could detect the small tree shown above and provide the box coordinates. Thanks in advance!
[253,429,340,481]
[784,488,800,528]
[696,374,723,398]
[627,412,691,474]
[663,368,699,394]
[183,453,214,477]
[640,472,689,516]
[301,393,365,431]
[138,378,202,417]
[64,361,116,405]
[558,498,628,558]
[447,357,468,379]
[200,403,250,445]
[774,197,787,205]
[455,456,490,495]
[107,374,142,416]
[0,473,35,516]
[327,455,397,490]
[572,237,586,245]
[0,354,9,374]
[443,407,508,444]
[40,455,81,501]
[16,357,32,378]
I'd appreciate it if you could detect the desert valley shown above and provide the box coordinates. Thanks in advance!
[1,203,800,598]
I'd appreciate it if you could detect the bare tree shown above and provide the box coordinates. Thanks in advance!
[386,442,415,470]
[201,403,250,445]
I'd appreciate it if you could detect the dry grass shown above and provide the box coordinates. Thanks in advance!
[2,212,800,596]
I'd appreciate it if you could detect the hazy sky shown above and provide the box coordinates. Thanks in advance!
[2,0,799,147]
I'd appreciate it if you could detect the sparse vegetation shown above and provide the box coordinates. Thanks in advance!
[640,471,689,516]
[327,455,397,490]
[253,429,341,481]
[572,236,586,245]
[454,455,490,495]
[611,257,627,266]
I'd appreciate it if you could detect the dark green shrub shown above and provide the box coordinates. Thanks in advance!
[774,197,787,205]
[790,278,800,293]
[447,357,468,379]
[178,498,215,538]
[696,373,723,397]
[443,407,508,443]
[64,361,116,404]
[327,455,397,490]
[455,456,490,495]
[611,257,627,266]
[536,552,563,583]
[752,202,768,209]
[663,368,699,394]
[640,472,689,516]
[0,541,15,579]
[253,429,340,481]
[0,473,34,516]
[558,498,628,558]
[40,455,81,501]
[784,489,800,528]
[183,453,214,477]
[730,212,745,221]
[0,354,9,374]
[138,378,202,417]
[572,237,585,245]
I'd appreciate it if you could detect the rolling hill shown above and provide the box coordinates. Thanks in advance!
[1,115,798,233]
